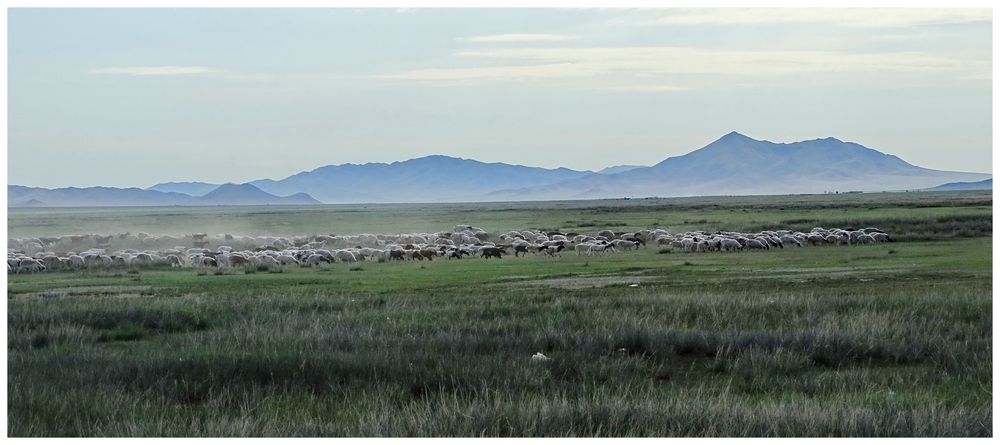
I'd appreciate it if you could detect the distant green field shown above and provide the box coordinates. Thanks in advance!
[7,190,992,239]
[6,191,993,437]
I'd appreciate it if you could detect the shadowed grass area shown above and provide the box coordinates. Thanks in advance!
[6,192,993,437]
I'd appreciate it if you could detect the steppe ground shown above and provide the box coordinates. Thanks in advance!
[6,191,992,436]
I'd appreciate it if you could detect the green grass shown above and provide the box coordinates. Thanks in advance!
[7,190,991,239]
[6,191,993,436]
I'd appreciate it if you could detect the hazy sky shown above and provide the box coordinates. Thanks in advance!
[8,8,993,188]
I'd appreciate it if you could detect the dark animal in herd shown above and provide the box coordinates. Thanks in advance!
[480,247,506,259]
[540,243,566,256]
[410,249,437,261]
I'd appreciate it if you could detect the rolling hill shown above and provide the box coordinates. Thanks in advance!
[8,183,320,207]
[597,165,646,175]
[147,181,221,196]
[924,178,992,191]
[198,183,320,205]
[248,155,594,203]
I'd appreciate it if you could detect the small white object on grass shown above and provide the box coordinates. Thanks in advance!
[628,283,639,287]
[531,352,551,364]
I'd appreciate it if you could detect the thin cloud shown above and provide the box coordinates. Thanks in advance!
[607,84,691,92]
[380,62,594,84]
[381,46,971,87]
[869,33,937,41]
[459,34,581,43]
[454,47,964,74]
[88,66,220,76]
[650,8,990,28]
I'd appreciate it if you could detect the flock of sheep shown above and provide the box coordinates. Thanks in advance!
[7,224,891,274]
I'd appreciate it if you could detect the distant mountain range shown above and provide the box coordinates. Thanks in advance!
[248,155,594,203]
[8,183,320,207]
[147,181,220,196]
[597,165,646,175]
[924,178,992,191]
[487,132,990,200]
[8,132,991,206]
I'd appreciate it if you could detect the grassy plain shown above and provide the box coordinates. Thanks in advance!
[6,191,993,436]
[7,190,991,240]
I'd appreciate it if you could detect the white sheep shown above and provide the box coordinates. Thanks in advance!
[277,254,300,266]
[166,255,184,268]
[16,258,45,274]
[871,232,891,243]
[41,255,62,271]
[719,238,742,252]
[530,352,552,364]
[779,235,802,247]
[305,254,330,266]
[255,255,280,269]
[613,240,638,251]
[334,250,358,263]
[855,233,876,245]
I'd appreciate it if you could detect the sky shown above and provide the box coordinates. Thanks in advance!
[7,8,993,188]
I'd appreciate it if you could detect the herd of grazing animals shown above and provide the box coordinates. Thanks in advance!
[7,224,891,274]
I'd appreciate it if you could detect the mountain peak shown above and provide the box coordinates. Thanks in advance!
[147,181,222,197]
[719,131,754,142]
[402,154,468,164]
[203,182,267,197]
[217,182,257,189]
[418,154,461,160]
[809,136,845,144]
[201,182,321,204]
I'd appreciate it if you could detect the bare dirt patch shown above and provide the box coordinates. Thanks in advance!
[509,274,657,290]
[14,285,155,299]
